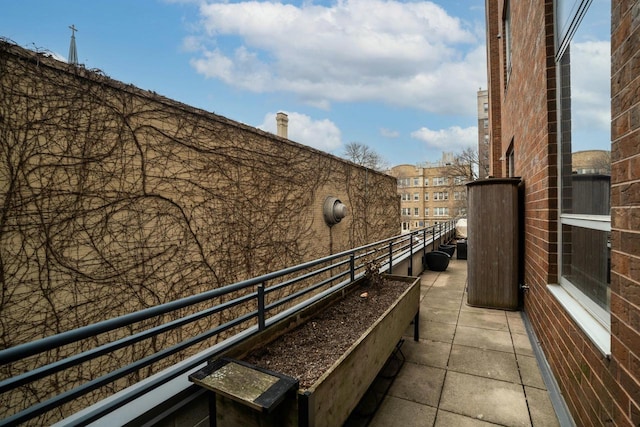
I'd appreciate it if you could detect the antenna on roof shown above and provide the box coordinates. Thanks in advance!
[68,24,78,65]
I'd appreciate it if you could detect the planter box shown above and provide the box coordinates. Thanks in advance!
[198,274,421,427]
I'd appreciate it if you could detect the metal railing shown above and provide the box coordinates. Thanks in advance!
[0,221,456,426]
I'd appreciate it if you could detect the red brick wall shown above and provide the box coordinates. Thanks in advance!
[485,0,503,177]
[492,0,558,289]
[486,0,640,425]
[610,0,640,424]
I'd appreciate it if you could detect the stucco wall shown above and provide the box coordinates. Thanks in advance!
[0,41,399,423]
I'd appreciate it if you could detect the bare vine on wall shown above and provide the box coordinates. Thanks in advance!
[0,41,398,424]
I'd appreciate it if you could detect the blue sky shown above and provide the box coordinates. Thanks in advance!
[1,0,489,166]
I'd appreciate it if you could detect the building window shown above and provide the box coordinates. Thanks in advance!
[454,191,462,200]
[483,119,489,128]
[434,207,449,217]
[483,102,489,113]
[413,193,419,201]
[434,191,449,201]
[424,178,429,186]
[401,193,410,201]
[454,176,466,185]
[433,177,447,186]
[506,141,515,177]
[424,208,429,217]
[413,177,420,186]
[504,0,512,83]
[402,222,409,231]
[414,207,419,216]
[555,0,611,353]
[424,193,429,201]
[398,178,411,187]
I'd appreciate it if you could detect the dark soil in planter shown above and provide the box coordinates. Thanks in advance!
[244,279,412,388]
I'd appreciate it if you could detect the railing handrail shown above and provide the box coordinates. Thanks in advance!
[1,221,457,426]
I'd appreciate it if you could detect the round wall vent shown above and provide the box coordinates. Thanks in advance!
[323,197,347,226]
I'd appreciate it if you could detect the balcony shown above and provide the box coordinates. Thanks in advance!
[0,222,565,426]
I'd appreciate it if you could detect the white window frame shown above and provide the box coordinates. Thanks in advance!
[553,0,611,356]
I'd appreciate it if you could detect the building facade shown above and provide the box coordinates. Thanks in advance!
[485,0,638,425]
[388,155,468,233]
[477,89,490,179]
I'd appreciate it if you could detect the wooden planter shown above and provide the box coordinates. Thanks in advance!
[297,274,420,427]
[193,274,421,427]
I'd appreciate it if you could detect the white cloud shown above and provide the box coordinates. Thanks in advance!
[380,128,400,138]
[187,0,485,115]
[410,125,477,151]
[258,111,342,152]
[571,40,611,131]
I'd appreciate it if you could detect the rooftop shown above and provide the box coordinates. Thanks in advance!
[366,258,564,427]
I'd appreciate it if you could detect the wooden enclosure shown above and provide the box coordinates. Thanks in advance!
[466,178,521,310]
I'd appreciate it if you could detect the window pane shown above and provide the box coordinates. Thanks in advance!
[561,224,610,312]
[559,0,611,215]
[558,0,611,319]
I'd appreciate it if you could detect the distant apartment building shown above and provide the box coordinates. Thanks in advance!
[477,89,490,178]
[484,0,638,425]
[388,153,468,233]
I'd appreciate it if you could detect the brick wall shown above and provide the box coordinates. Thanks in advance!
[610,0,640,424]
[485,0,503,177]
[486,0,639,425]
[0,41,399,423]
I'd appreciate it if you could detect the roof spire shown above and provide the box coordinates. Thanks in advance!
[68,24,78,65]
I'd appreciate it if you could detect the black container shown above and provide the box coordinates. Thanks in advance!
[456,241,467,260]
[438,244,455,257]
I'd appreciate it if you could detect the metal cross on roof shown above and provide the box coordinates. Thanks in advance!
[68,24,78,65]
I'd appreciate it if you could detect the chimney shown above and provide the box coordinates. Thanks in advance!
[276,112,288,139]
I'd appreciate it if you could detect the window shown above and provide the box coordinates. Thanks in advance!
[506,141,515,177]
[454,191,462,200]
[554,0,611,354]
[424,178,429,186]
[483,119,489,128]
[413,193,419,201]
[413,178,420,186]
[504,0,512,83]
[414,207,419,216]
[434,191,449,201]
[401,193,410,201]
[454,176,466,185]
[433,177,447,186]
[483,102,489,113]
[424,193,429,201]
[424,208,429,217]
[434,207,449,217]
[398,178,411,187]
[402,222,409,231]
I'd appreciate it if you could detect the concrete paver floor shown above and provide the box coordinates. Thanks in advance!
[368,258,562,427]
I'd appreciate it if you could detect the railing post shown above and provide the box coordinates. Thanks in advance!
[432,226,436,251]
[409,235,413,276]
[388,242,393,274]
[350,253,355,282]
[257,284,266,331]
[423,228,427,259]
